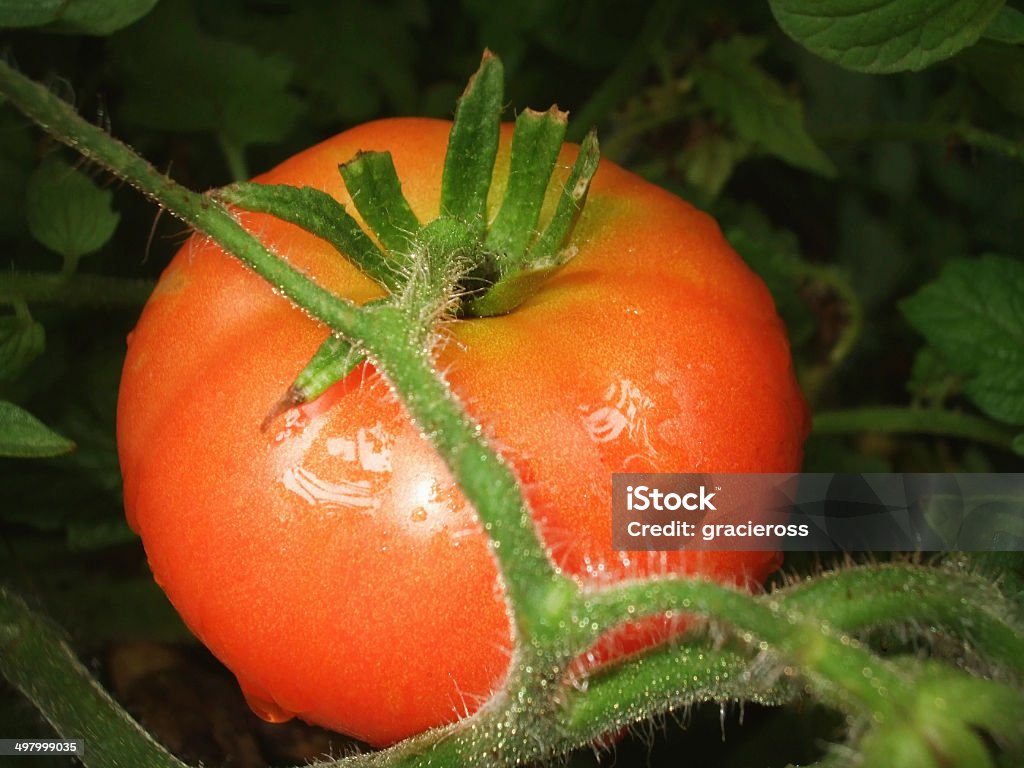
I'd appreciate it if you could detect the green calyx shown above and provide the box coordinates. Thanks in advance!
[216,50,601,420]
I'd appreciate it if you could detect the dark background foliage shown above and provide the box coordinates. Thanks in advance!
[1,1,1021,765]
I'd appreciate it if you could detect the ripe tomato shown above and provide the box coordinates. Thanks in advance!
[117,117,808,746]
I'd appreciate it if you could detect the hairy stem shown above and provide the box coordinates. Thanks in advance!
[778,563,1024,676]
[353,304,576,640]
[585,577,907,720]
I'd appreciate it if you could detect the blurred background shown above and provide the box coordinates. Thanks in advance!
[1,1,1021,765]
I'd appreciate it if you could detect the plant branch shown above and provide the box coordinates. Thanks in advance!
[352,304,576,640]
[561,641,793,743]
[813,406,1021,453]
[585,577,907,720]
[0,271,154,308]
[778,563,1024,676]
[0,587,188,768]
[815,120,1024,164]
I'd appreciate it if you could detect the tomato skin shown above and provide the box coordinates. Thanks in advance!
[117,118,808,746]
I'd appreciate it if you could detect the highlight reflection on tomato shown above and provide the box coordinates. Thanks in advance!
[117,117,808,746]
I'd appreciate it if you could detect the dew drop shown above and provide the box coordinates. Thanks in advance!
[242,689,294,724]
[410,508,428,523]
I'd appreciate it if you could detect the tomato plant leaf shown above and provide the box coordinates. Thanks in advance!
[693,36,836,178]
[108,0,303,152]
[724,225,817,350]
[770,0,1006,73]
[0,0,157,34]
[339,151,421,258]
[677,133,750,203]
[901,254,1024,425]
[907,346,960,405]
[984,5,1024,43]
[0,401,75,458]
[0,312,45,382]
[0,0,62,27]
[24,156,120,266]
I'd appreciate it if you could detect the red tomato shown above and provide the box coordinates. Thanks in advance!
[117,118,808,746]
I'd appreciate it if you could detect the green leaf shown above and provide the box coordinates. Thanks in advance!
[922,494,1024,549]
[0,0,158,34]
[24,156,120,263]
[108,0,303,151]
[725,233,817,350]
[901,254,1024,425]
[0,0,61,27]
[0,401,75,458]
[907,346,960,404]
[770,0,1006,74]
[677,133,750,202]
[0,313,45,382]
[693,36,836,177]
[983,5,1024,43]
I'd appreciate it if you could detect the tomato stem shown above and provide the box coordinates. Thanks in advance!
[350,303,578,637]
[585,577,908,720]
[780,563,1024,675]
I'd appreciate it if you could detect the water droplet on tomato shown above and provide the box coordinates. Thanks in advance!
[410,508,427,523]
[241,688,294,724]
